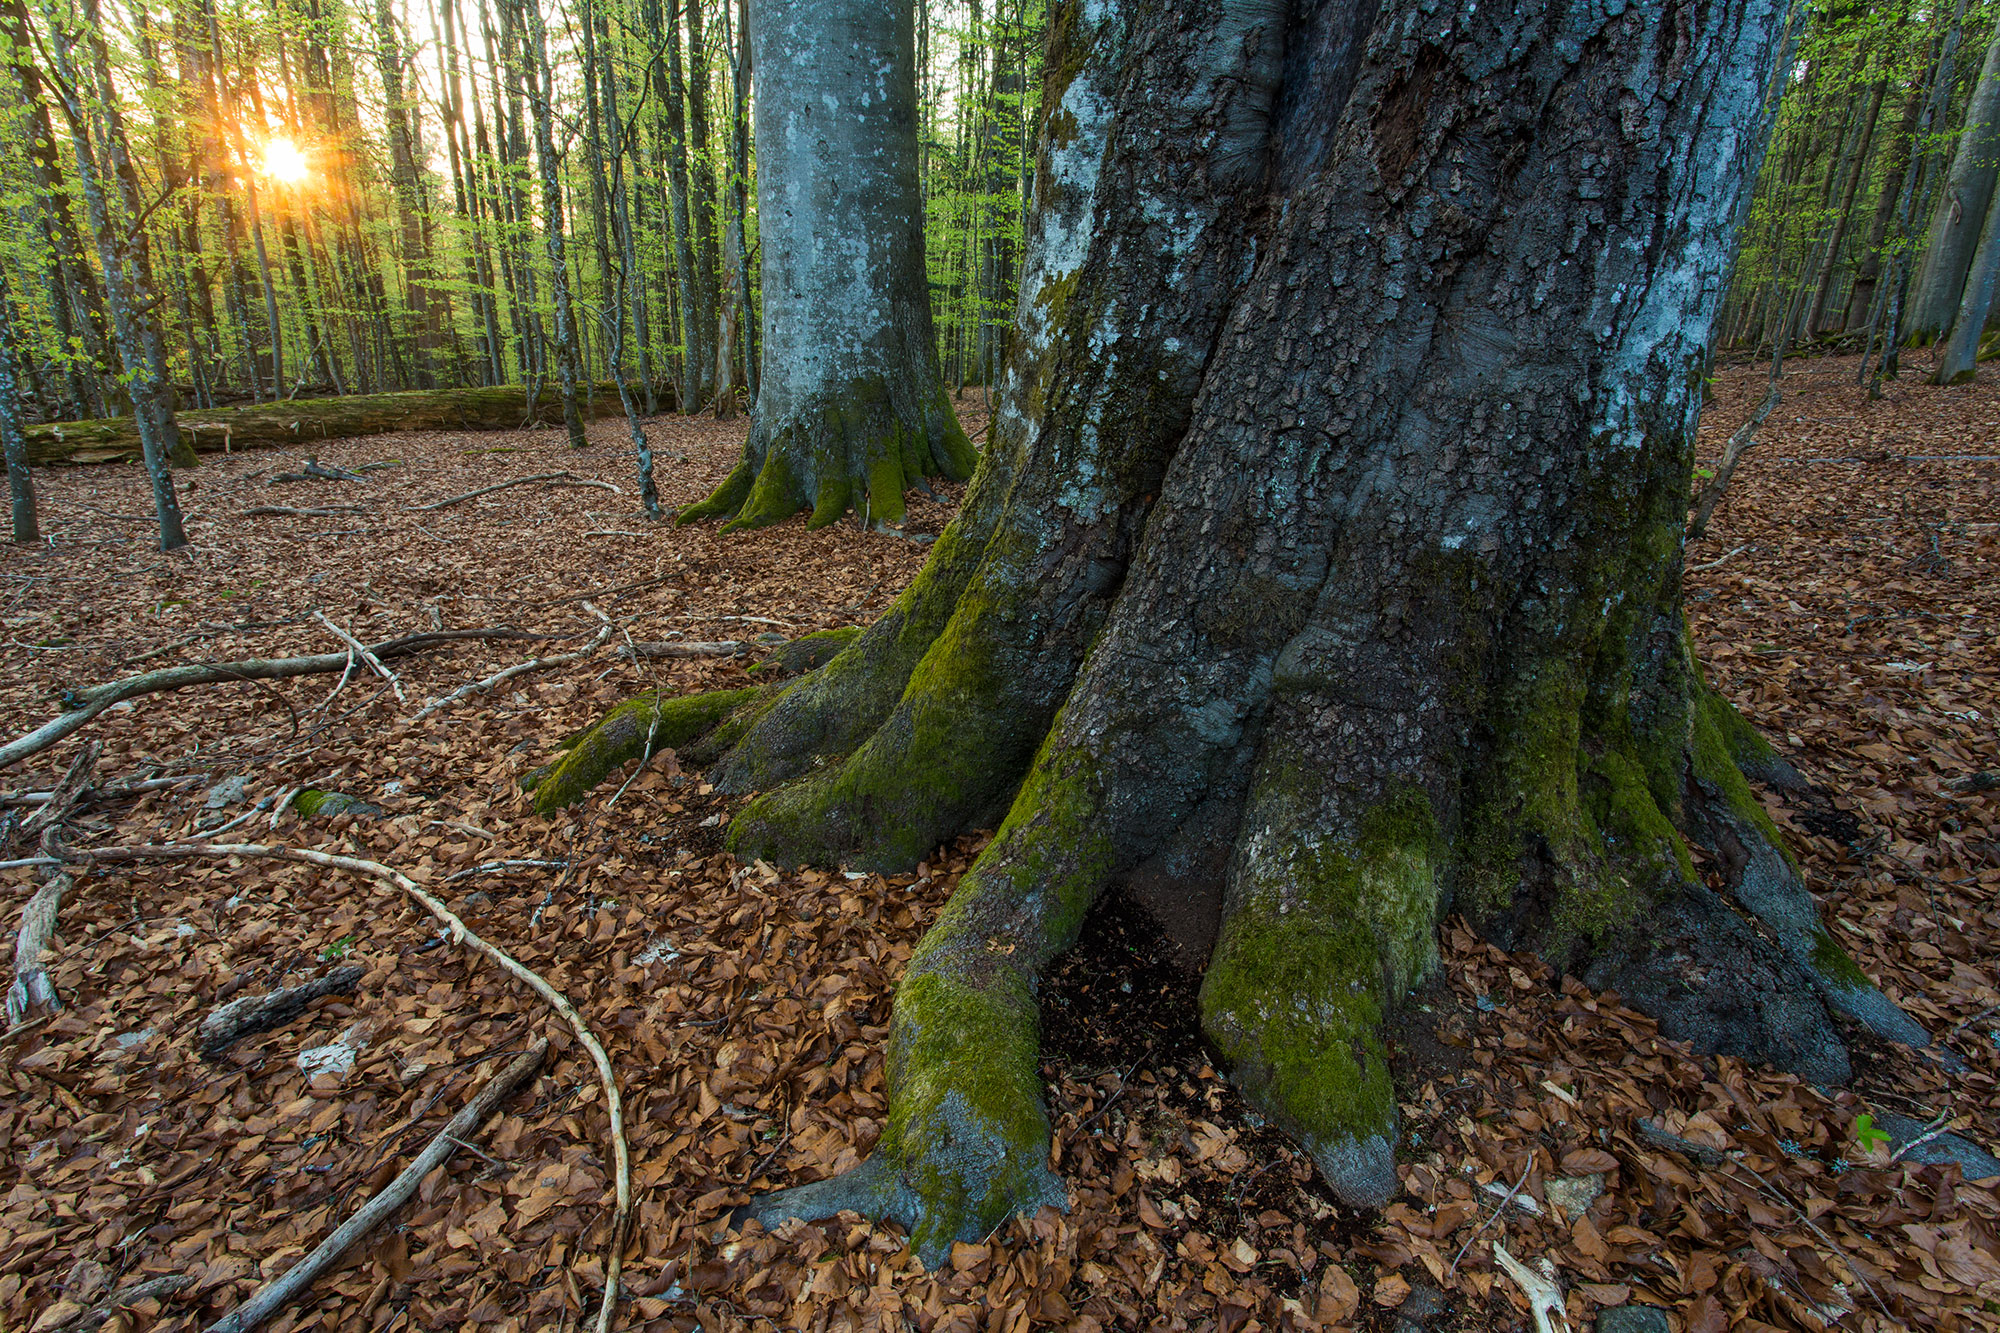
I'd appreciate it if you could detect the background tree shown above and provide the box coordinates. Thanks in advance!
[532,0,1932,1265]
[678,0,975,531]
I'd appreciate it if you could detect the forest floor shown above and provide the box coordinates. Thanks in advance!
[0,356,1995,1333]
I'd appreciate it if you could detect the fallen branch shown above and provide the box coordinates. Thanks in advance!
[411,472,623,512]
[413,604,613,721]
[1948,770,1999,794]
[203,1040,547,1333]
[615,639,746,660]
[198,964,365,1059]
[1687,543,1749,574]
[0,776,192,807]
[311,612,405,704]
[0,628,543,771]
[70,840,629,1333]
[7,745,98,1025]
[269,458,368,484]
[7,870,71,1026]
[241,506,372,518]
[15,742,101,848]
[50,1274,196,1333]
[1492,1242,1571,1333]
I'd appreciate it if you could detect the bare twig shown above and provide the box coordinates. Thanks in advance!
[242,505,372,518]
[203,1041,547,1333]
[49,1274,196,1332]
[1450,1159,1533,1279]
[414,604,614,721]
[0,628,545,771]
[1492,1242,1570,1333]
[410,471,623,512]
[312,612,405,704]
[1687,543,1749,573]
[1886,1110,1959,1165]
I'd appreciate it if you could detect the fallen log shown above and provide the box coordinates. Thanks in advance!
[203,1040,547,1333]
[198,964,365,1059]
[0,627,546,771]
[23,382,670,467]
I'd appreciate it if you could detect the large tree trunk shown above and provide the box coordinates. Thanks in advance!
[536,0,1933,1265]
[1906,24,2000,343]
[678,0,974,531]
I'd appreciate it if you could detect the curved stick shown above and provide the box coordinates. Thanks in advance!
[72,841,629,1333]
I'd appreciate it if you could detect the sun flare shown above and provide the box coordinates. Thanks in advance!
[261,136,309,183]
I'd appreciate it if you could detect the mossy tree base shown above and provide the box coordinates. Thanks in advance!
[527,0,1934,1271]
[679,376,975,532]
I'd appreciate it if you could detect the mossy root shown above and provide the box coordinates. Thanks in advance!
[525,686,766,812]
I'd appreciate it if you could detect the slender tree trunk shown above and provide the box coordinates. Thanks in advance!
[2,0,115,416]
[685,0,719,406]
[371,0,438,386]
[1846,87,1924,331]
[519,0,587,445]
[0,270,38,543]
[1808,78,1886,337]
[645,0,704,411]
[39,0,188,548]
[680,0,973,532]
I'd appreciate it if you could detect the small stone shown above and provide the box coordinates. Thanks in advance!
[1597,1307,1671,1333]
[1545,1172,1606,1217]
[205,775,249,808]
[463,892,495,908]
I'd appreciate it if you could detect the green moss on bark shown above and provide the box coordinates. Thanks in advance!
[526,685,767,811]
[1200,790,1440,1208]
[680,376,975,533]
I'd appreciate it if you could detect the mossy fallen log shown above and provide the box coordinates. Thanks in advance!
[25,382,670,466]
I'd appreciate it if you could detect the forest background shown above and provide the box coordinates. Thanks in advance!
[7,0,2000,441]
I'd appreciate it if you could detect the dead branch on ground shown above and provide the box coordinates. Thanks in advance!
[47,1274,197,1333]
[410,472,623,512]
[0,628,545,771]
[413,604,613,721]
[67,841,629,1333]
[198,964,365,1059]
[241,506,373,518]
[615,639,747,660]
[7,745,99,1025]
[311,612,406,704]
[203,1041,547,1333]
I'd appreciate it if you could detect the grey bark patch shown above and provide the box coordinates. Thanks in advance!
[1304,1131,1396,1210]
[1597,1308,1672,1333]
[1873,1112,2000,1180]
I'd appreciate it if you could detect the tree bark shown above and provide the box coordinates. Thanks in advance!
[538,0,1931,1266]
[1907,23,2000,342]
[680,0,973,532]
[0,269,38,542]
[1930,156,2000,381]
